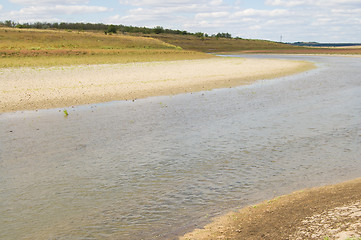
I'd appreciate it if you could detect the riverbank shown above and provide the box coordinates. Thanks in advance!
[180,178,361,240]
[0,57,314,113]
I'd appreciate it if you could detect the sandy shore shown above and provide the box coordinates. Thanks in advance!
[181,178,361,240]
[0,57,314,113]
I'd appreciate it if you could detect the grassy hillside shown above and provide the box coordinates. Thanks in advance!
[2,27,360,68]
[142,33,361,55]
[0,28,212,68]
[142,34,303,53]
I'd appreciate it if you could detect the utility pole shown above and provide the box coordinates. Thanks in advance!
[280,35,283,42]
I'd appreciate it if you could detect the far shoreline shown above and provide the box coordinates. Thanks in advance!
[0,57,315,113]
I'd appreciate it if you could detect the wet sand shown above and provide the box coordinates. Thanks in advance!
[0,58,313,113]
[180,178,361,240]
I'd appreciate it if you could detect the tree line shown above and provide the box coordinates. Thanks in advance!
[0,20,233,38]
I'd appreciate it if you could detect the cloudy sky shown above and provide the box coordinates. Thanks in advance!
[1,0,360,42]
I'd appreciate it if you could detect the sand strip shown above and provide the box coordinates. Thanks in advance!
[180,178,361,240]
[0,58,314,113]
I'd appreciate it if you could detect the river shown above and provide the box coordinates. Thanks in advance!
[0,55,360,239]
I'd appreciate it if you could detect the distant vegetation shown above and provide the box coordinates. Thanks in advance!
[1,20,360,68]
[0,20,302,53]
[0,20,231,38]
[292,42,361,47]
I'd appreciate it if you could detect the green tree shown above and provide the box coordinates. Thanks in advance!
[195,32,204,37]
[107,25,117,34]
[153,26,164,34]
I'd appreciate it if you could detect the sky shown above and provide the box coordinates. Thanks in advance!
[0,0,361,43]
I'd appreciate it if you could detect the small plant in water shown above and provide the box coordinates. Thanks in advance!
[63,109,69,117]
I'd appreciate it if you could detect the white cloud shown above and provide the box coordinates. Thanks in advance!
[10,0,89,5]
[128,5,199,15]
[108,6,192,26]
[110,0,361,42]
[232,8,290,17]
[0,5,3,11]
[331,8,361,14]
[260,0,361,42]
[118,0,220,7]
[111,0,229,28]
[324,0,361,5]
[266,0,361,7]
[5,4,111,23]
[10,5,110,16]
[195,12,229,19]
[4,0,112,23]
[265,0,306,7]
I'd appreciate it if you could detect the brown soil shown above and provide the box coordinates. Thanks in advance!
[181,178,361,240]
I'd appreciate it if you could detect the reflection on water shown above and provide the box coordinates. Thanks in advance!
[1,55,360,239]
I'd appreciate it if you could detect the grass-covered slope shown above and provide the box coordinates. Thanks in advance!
[2,27,359,68]
[143,34,303,53]
[0,28,212,68]
[1,28,179,50]
[144,33,361,55]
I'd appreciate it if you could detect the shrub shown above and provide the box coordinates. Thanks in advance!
[107,25,117,34]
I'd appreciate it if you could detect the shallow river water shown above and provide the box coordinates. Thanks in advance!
[1,55,360,239]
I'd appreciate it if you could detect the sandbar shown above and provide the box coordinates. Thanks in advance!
[0,58,314,113]
[181,178,361,240]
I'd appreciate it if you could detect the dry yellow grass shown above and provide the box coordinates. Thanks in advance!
[0,27,177,50]
[0,28,212,67]
[143,33,304,52]
[0,49,212,68]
